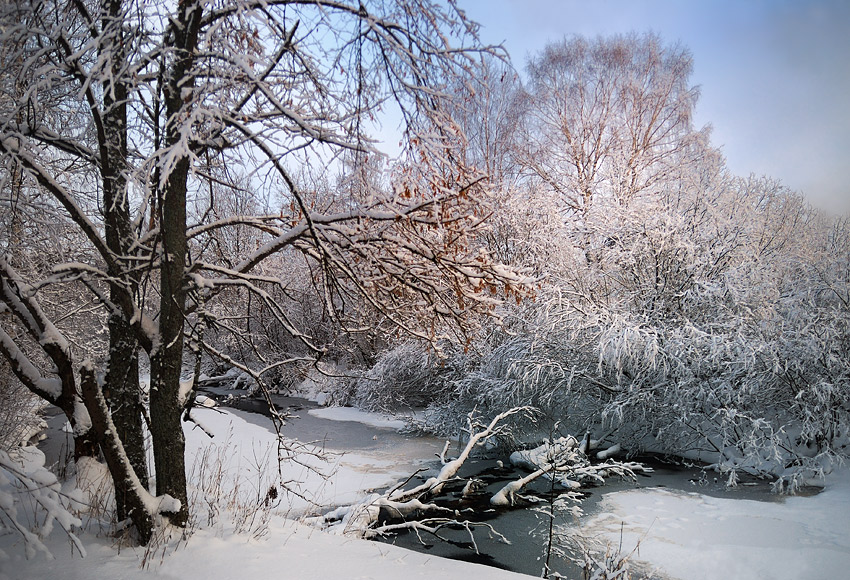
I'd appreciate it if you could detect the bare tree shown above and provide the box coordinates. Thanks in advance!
[449,55,524,186]
[519,33,700,213]
[0,0,523,543]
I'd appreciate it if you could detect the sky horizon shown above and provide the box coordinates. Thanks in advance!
[455,0,850,214]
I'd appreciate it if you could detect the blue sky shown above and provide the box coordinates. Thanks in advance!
[455,0,850,213]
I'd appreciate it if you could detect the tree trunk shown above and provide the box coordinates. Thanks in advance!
[105,320,148,521]
[100,0,150,521]
[80,364,154,544]
[149,153,190,525]
[147,0,203,528]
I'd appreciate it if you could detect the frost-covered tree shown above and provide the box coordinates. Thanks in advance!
[519,33,700,213]
[434,164,850,485]
[0,0,524,544]
[449,55,524,186]
[408,33,849,484]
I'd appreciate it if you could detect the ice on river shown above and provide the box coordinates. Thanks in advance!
[581,470,850,580]
[183,406,422,512]
[307,406,410,431]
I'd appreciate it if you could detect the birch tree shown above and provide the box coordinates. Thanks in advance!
[0,0,522,544]
[519,33,700,213]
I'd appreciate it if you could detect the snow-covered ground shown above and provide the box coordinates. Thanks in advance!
[2,406,849,580]
[0,516,528,580]
[580,469,850,580]
[1,406,528,580]
[182,406,426,513]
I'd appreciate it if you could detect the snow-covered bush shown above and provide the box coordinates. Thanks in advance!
[0,360,46,451]
[0,447,85,559]
[579,540,639,580]
[415,173,850,486]
[340,342,470,412]
[584,199,850,481]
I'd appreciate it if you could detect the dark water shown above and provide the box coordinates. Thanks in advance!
[372,453,586,577]
[205,389,788,579]
[370,452,788,578]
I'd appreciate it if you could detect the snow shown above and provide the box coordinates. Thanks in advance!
[0,518,526,580]
[3,407,849,580]
[0,447,85,561]
[596,443,622,460]
[580,468,850,580]
[307,406,410,431]
[177,378,194,407]
[183,407,416,512]
[193,395,216,408]
[0,407,528,580]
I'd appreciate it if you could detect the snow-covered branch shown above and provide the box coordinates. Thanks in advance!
[0,448,85,560]
[311,407,535,539]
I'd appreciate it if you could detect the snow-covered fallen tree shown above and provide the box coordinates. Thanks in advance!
[306,406,653,555]
[306,407,535,541]
[492,437,652,506]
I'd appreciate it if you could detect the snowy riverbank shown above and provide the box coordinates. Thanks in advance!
[2,406,849,579]
[2,406,529,580]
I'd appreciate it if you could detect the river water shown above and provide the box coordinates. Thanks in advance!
[206,390,786,579]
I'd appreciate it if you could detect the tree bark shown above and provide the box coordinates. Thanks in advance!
[80,364,154,544]
[100,0,150,522]
[147,0,203,528]
[149,152,190,526]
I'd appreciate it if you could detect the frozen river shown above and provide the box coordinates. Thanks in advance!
[206,391,849,579]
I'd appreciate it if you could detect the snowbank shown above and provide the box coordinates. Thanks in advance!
[0,518,530,580]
